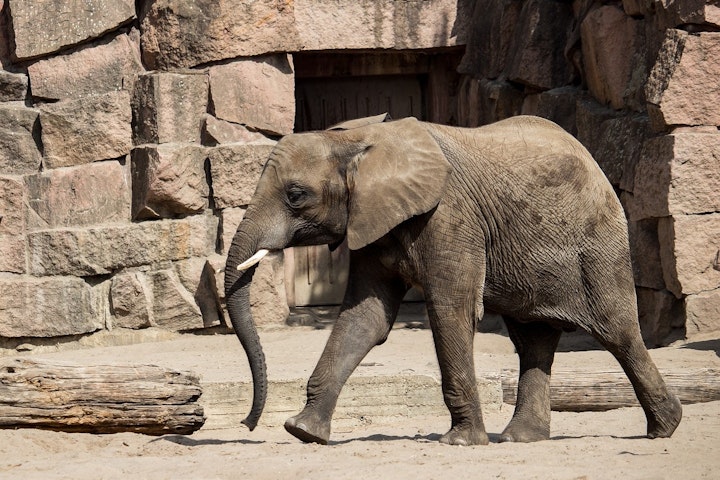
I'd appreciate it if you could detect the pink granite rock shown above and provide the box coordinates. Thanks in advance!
[209,56,295,136]
[25,160,131,230]
[28,32,144,100]
[647,31,720,130]
[8,0,135,60]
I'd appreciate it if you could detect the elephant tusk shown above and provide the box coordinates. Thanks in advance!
[237,249,270,271]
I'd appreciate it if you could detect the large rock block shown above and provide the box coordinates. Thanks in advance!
[0,175,25,236]
[219,207,246,255]
[25,160,130,230]
[294,0,469,51]
[457,76,523,127]
[27,32,144,101]
[576,97,621,165]
[110,262,224,331]
[628,218,665,290]
[0,176,25,272]
[630,132,720,220]
[174,257,224,328]
[581,5,646,110]
[505,0,574,90]
[521,86,580,135]
[636,287,684,346]
[622,0,654,17]
[0,71,28,101]
[208,144,275,209]
[110,271,152,329]
[685,288,720,338]
[28,214,218,277]
[148,269,204,331]
[40,91,132,168]
[654,0,720,29]
[132,72,208,145]
[0,276,105,338]
[209,55,295,136]
[0,104,41,174]
[0,0,11,68]
[577,110,649,188]
[201,115,274,146]
[646,31,720,130]
[131,144,208,220]
[8,0,136,60]
[458,0,523,78]
[0,236,25,273]
[659,213,720,297]
[139,0,300,69]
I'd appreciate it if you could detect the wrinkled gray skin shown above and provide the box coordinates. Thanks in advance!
[224,115,682,446]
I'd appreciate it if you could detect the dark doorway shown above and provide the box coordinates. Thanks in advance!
[288,49,463,307]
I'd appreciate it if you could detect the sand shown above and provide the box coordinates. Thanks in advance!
[1,328,718,480]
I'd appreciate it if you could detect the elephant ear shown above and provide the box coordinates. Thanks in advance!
[342,117,451,250]
[327,112,392,131]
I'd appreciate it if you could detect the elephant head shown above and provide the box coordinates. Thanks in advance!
[224,116,452,430]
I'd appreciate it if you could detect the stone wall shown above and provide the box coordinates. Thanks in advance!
[457,0,720,344]
[0,0,467,349]
[0,0,718,348]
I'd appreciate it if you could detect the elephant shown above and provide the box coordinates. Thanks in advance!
[223,114,682,446]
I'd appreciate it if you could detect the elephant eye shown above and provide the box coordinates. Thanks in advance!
[286,185,308,207]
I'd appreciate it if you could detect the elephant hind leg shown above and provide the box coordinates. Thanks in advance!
[500,318,561,443]
[579,244,682,438]
[589,319,682,438]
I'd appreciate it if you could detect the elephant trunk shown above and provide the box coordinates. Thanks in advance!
[224,222,268,431]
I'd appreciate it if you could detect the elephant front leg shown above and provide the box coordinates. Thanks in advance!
[427,302,489,446]
[285,252,407,444]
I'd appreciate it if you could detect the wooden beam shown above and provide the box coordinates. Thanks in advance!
[0,358,205,435]
[501,368,720,411]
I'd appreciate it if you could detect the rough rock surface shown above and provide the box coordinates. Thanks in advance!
[0,276,105,337]
[27,215,218,277]
[0,104,41,174]
[25,161,131,230]
[208,144,275,209]
[647,32,720,129]
[132,72,208,145]
[131,144,208,220]
[27,32,144,100]
[659,214,720,297]
[630,133,720,220]
[40,91,133,168]
[209,55,295,136]
[138,0,299,69]
[8,0,136,60]
[0,0,717,343]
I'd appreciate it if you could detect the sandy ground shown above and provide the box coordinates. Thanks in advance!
[1,328,719,480]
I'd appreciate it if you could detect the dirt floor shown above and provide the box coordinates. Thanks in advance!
[1,328,719,480]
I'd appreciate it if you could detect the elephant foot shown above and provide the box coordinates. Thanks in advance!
[499,420,550,443]
[284,412,331,445]
[647,394,682,439]
[439,424,489,446]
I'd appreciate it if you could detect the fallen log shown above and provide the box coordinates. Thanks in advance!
[502,368,720,411]
[0,358,205,435]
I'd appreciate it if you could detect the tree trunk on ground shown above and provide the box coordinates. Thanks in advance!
[502,368,720,411]
[0,358,205,435]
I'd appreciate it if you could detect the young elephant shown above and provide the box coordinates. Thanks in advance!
[223,115,682,445]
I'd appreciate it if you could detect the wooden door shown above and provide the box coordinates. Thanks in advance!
[290,75,424,306]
